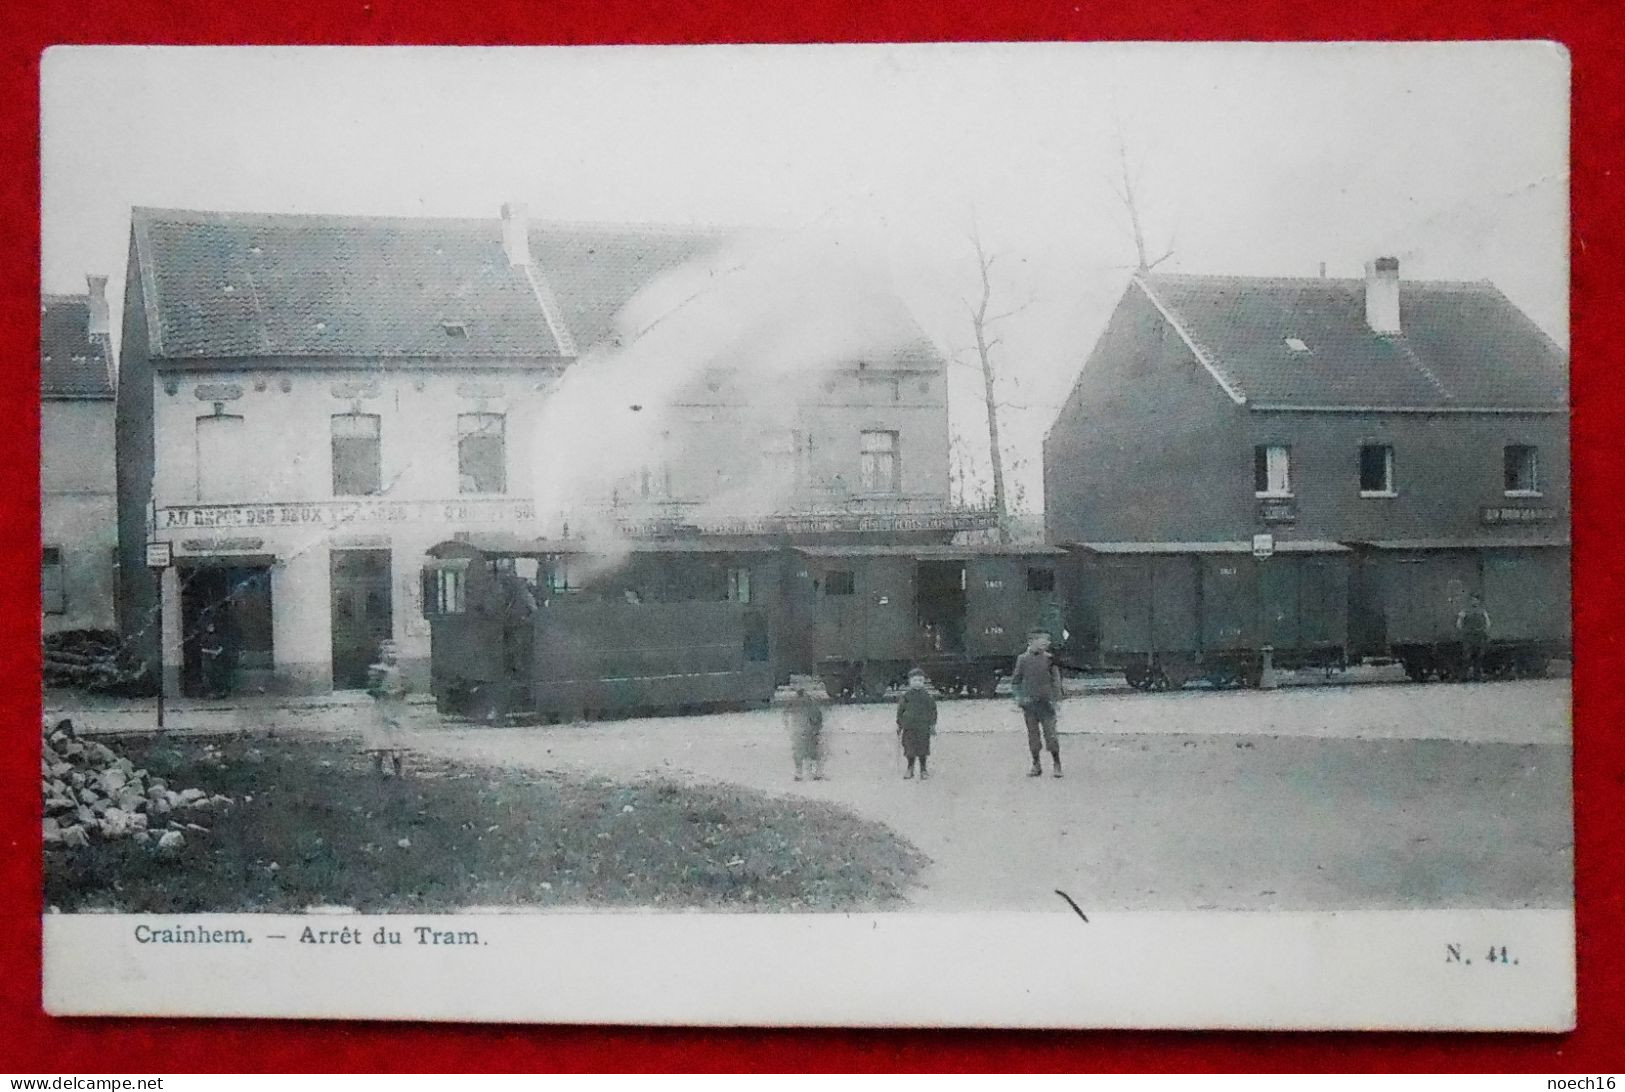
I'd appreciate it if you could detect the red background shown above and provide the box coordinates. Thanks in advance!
[3,0,1621,1073]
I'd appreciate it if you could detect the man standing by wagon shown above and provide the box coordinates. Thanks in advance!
[1456,592,1492,682]
[1013,629,1064,778]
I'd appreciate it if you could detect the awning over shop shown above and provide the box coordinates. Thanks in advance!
[1069,540,1350,555]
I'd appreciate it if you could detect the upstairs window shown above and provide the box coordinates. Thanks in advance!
[639,463,672,500]
[859,374,901,403]
[1360,444,1396,496]
[42,547,65,615]
[726,566,752,604]
[763,430,804,489]
[1504,445,1540,495]
[331,413,382,496]
[195,411,248,503]
[457,412,506,494]
[860,430,900,494]
[825,570,855,596]
[1253,444,1291,497]
[1026,567,1056,593]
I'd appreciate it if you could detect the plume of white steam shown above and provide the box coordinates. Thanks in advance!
[530,225,934,564]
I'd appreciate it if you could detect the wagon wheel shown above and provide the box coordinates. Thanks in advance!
[859,669,891,702]
[972,672,1001,698]
[820,673,852,703]
[1124,664,1149,690]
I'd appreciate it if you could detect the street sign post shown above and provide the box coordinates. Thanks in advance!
[146,542,171,729]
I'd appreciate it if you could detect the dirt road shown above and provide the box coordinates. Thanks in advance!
[390,679,1572,912]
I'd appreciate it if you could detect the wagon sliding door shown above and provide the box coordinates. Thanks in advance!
[1294,555,1349,654]
[1150,556,1198,657]
[1480,547,1571,643]
[1200,555,1260,653]
[1382,551,1480,646]
[1093,556,1150,658]
[861,556,915,664]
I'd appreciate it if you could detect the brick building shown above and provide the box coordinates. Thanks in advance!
[1044,259,1569,548]
[117,205,972,696]
[41,278,118,633]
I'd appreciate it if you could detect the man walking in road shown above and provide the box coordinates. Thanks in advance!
[1456,593,1492,682]
[1013,629,1064,778]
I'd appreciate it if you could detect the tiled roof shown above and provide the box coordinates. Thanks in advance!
[527,224,730,351]
[1137,273,1567,410]
[131,208,728,363]
[41,295,114,399]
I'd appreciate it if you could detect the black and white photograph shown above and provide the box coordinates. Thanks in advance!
[38,42,1573,1029]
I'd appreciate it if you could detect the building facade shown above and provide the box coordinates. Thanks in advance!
[118,205,971,696]
[42,279,118,633]
[1044,260,1570,549]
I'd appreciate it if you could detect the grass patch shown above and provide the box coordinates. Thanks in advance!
[44,734,928,913]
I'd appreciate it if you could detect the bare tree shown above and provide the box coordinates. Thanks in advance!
[1108,121,1175,274]
[965,227,1032,544]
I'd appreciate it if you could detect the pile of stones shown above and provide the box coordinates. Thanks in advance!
[41,718,233,855]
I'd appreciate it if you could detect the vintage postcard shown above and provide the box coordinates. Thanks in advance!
[38,41,1572,1029]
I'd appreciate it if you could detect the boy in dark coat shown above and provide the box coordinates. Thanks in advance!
[895,667,938,780]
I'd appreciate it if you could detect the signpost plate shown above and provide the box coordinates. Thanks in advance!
[145,541,173,569]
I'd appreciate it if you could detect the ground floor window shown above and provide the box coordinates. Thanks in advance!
[42,546,65,614]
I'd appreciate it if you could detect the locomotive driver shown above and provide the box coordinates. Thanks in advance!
[1012,629,1064,778]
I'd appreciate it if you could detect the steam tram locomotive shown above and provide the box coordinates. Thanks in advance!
[420,531,1569,720]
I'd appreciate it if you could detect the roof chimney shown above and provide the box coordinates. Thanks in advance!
[86,274,109,337]
[1364,256,1400,335]
[501,202,531,267]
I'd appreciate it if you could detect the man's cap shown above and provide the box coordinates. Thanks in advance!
[907,666,927,678]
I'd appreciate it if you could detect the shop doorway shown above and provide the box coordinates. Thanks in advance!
[178,563,274,698]
[331,549,393,690]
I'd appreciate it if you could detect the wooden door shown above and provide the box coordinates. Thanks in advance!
[330,549,393,690]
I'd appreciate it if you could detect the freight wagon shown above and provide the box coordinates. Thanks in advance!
[422,536,783,720]
[1062,541,1351,689]
[789,544,1065,699]
[1347,536,1571,681]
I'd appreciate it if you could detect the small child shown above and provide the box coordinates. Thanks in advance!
[363,639,410,778]
[785,682,827,782]
[895,667,938,780]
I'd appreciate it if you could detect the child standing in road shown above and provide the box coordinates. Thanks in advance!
[363,639,410,778]
[785,681,827,782]
[895,667,938,780]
